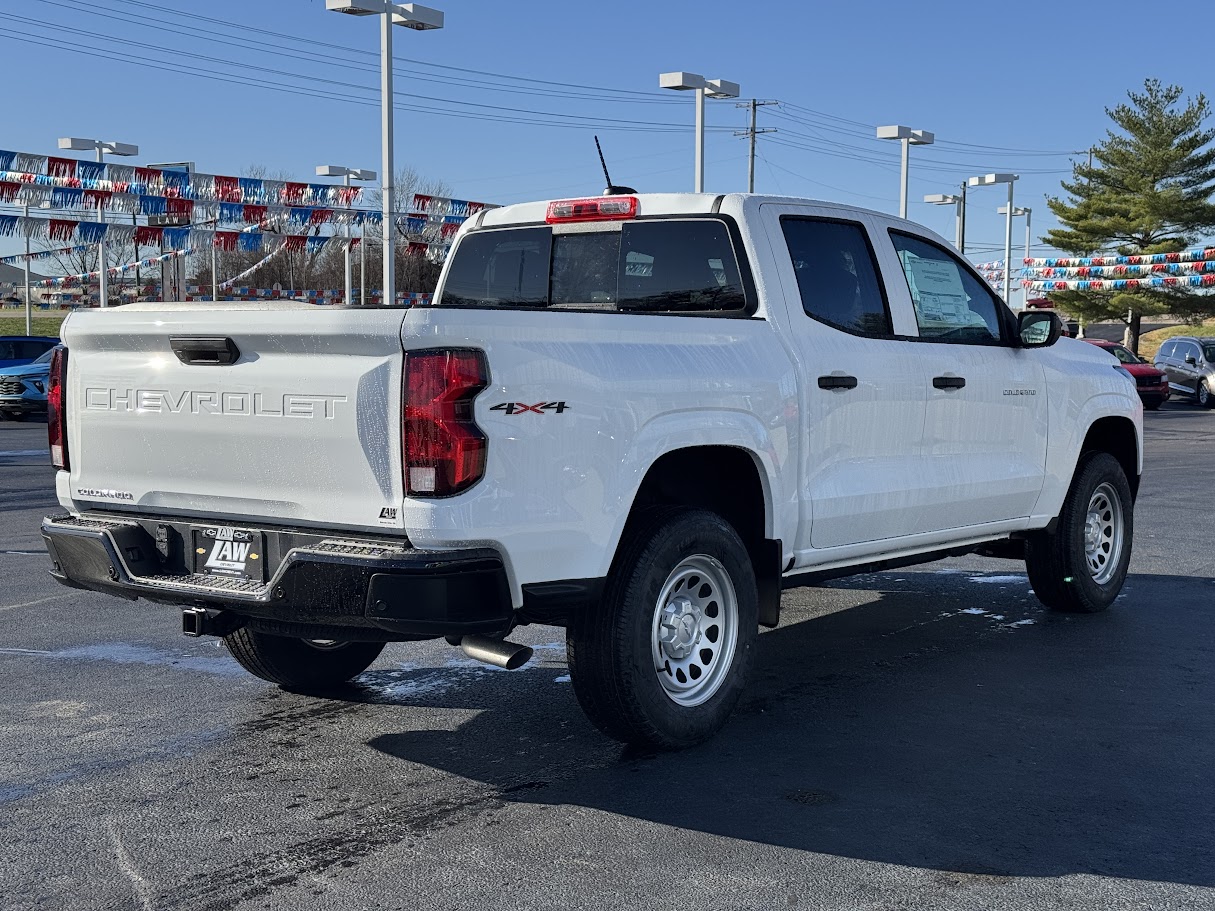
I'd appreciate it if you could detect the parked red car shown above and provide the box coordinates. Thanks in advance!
[1083,338,1170,409]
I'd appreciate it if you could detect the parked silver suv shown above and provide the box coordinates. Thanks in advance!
[1154,336,1215,407]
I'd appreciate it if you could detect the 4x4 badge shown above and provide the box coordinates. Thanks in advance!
[490,401,569,415]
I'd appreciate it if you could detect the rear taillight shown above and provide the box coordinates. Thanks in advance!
[545,195,638,223]
[48,346,68,470]
[403,349,488,497]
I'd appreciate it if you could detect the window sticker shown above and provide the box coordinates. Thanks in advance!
[906,257,970,324]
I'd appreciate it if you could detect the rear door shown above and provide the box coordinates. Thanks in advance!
[1177,341,1203,395]
[878,229,1048,532]
[763,206,930,552]
[1154,340,1182,391]
[62,306,408,532]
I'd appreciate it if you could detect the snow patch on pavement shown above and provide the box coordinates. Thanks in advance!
[0,643,245,676]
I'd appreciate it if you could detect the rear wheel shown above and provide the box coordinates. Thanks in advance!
[1025,452,1133,613]
[567,508,758,750]
[224,627,385,689]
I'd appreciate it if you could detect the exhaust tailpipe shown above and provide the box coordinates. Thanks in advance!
[459,635,533,670]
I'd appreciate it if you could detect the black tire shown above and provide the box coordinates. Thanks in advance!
[1025,452,1133,613]
[224,627,385,689]
[566,507,758,750]
[1198,380,1212,408]
[1143,400,1162,411]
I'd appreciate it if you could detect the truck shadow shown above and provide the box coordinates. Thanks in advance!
[351,570,1214,887]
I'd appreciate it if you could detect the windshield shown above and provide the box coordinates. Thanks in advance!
[33,348,54,365]
[0,339,53,360]
[1104,344,1142,365]
[1203,344,1215,362]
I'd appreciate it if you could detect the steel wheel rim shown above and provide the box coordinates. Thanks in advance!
[650,554,738,707]
[1083,482,1124,585]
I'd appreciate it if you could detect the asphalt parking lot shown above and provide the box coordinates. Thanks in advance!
[2,405,1213,911]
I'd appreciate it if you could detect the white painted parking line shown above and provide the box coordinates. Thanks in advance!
[0,594,74,613]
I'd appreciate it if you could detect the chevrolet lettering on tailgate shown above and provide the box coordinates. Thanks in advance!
[83,388,347,418]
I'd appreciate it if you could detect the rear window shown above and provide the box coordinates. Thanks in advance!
[438,219,748,315]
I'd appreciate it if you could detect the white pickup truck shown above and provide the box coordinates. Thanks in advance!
[42,192,1141,749]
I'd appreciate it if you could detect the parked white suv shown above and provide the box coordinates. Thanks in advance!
[41,192,1142,748]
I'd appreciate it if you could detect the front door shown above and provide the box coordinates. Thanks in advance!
[881,230,1048,532]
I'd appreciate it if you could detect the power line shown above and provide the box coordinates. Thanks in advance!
[99,0,675,100]
[778,101,1080,157]
[30,0,683,106]
[0,25,728,135]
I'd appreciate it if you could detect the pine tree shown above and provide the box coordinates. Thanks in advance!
[1045,79,1215,350]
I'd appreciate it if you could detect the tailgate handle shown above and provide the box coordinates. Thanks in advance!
[170,337,240,366]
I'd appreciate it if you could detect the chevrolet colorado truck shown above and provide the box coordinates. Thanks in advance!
[41,193,1142,749]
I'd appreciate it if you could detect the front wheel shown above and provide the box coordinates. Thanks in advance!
[567,508,758,750]
[1025,452,1133,613]
[1198,380,1212,408]
[224,628,385,690]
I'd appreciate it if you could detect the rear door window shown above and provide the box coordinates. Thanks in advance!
[439,219,749,315]
[780,217,892,335]
[1158,340,1176,360]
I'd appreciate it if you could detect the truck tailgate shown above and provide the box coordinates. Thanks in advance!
[61,304,407,532]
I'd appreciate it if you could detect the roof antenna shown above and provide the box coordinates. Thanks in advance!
[595,135,636,196]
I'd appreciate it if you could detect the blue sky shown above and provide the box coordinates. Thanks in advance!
[1,0,1209,266]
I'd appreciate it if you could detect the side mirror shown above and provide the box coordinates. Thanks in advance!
[1185,354,1198,365]
[1018,310,1062,348]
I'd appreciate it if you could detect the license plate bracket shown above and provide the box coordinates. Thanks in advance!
[192,526,265,581]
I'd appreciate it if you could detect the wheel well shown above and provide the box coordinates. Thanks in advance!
[627,446,782,627]
[1081,417,1140,499]
[631,446,766,544]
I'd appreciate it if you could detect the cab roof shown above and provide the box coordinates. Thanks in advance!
[477,192,912,231]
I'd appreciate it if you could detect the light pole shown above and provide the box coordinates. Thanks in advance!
[327,1,443,308]
[968,173,1018,303]
[877,125,934,219]
[998,204,1032,307]
[147,161,196,302]
[58,137,139,308]
[923,193,964,251]
[317,165,377,305]
[659,72,740,193]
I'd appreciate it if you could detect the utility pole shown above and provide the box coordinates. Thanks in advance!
[734,100,778,193]
[958,181,967,254]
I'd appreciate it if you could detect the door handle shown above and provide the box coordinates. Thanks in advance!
[169,336,240,366]
[818,374,858,390]
[932,375,966,390]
